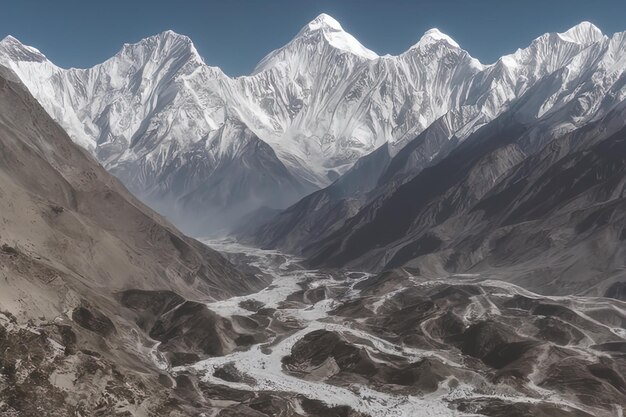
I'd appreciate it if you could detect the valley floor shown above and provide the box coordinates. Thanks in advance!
[170,239,626,417]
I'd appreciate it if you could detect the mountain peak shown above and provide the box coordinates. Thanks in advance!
[117,29,205,66]
[414,28,460,49]
[0,35,47,63]
[130,30,194,48]
[1,35,19,43]
[285,13,378,60]
[301,13,344,33]
[158,29,193,42]
[558,21,604,44]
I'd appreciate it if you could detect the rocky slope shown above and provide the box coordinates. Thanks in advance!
[175,240,626,417]
[0,66,267,416]
[291,99,626,296]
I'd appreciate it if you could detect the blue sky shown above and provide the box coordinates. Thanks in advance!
[1,0,625,75]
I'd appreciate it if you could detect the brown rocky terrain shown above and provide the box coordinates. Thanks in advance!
[0,66,268,415]
[171,241,626,417]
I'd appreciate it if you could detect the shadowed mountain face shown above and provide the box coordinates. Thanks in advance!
[247,143,392,251]
[252,96,626,296]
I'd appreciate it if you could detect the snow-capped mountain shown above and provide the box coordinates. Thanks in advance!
[251,23,626,283]
[0,15,619,233]
[0,30,317,232]
[3,16,626,417]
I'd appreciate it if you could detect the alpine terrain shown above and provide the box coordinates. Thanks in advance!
[0,11,625,417]
[0,15,612,234]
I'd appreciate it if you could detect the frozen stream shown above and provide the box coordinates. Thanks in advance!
[157,239,624,417]
[172,239,477,417]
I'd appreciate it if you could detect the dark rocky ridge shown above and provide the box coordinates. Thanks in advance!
[283,102,626,296]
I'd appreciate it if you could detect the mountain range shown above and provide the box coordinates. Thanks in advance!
[245,17,626,296]
[1,15,621,234]
[1,12,626,417]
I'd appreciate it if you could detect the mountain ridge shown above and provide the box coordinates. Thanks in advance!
[1,15,624,234]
